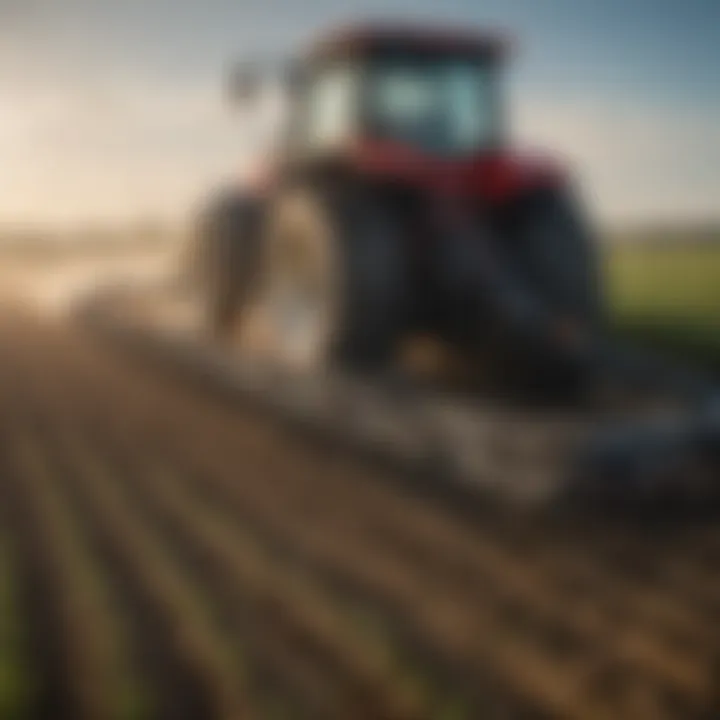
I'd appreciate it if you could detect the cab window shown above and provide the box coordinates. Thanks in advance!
[301,63,360,150]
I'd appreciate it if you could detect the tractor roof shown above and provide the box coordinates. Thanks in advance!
[307,22,510,62]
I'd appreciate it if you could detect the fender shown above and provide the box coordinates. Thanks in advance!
[468,150,568,205]
[348,140,568,206]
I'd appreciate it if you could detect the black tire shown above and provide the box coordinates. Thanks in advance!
[191,190,261,339]
[257,186,407,370]
[506,187,604,328]
[496,187,604,400]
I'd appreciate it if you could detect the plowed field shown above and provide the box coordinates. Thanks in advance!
[2,308,720,720]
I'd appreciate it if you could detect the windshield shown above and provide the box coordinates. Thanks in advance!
[367,56,498,155]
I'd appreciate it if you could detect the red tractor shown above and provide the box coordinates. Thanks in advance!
[193,23,602,395]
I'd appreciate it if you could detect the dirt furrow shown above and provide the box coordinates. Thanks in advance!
[29,320,501,720]
[81,322,720,640]
[4,330,253,720]
[1,426,146,720]
[5,311,720,718]
[44,320,715,715]
[0,536,34,720]
[0,334,150,720]
[60,325,720,715]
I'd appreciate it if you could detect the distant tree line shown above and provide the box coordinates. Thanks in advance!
[0,219,182,259]
[608,223,720,247]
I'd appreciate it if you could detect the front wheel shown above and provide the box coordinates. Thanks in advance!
[255,187,408,371]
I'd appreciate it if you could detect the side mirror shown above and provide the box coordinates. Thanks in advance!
[227,63,263,106]
[227,59,303,107]
[282,62,304,97]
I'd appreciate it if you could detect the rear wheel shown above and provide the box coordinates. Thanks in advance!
[506,187,603,329]
[500,187,604,398]
[256,187,407,371]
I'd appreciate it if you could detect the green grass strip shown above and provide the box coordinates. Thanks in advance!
[0,539,34,720]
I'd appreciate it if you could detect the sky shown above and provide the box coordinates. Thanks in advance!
[1,0,718,228]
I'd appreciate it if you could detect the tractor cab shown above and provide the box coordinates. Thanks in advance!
[231,25,556,203]
[291,26,506,158]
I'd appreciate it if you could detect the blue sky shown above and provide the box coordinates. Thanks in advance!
[1,0,718,226]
